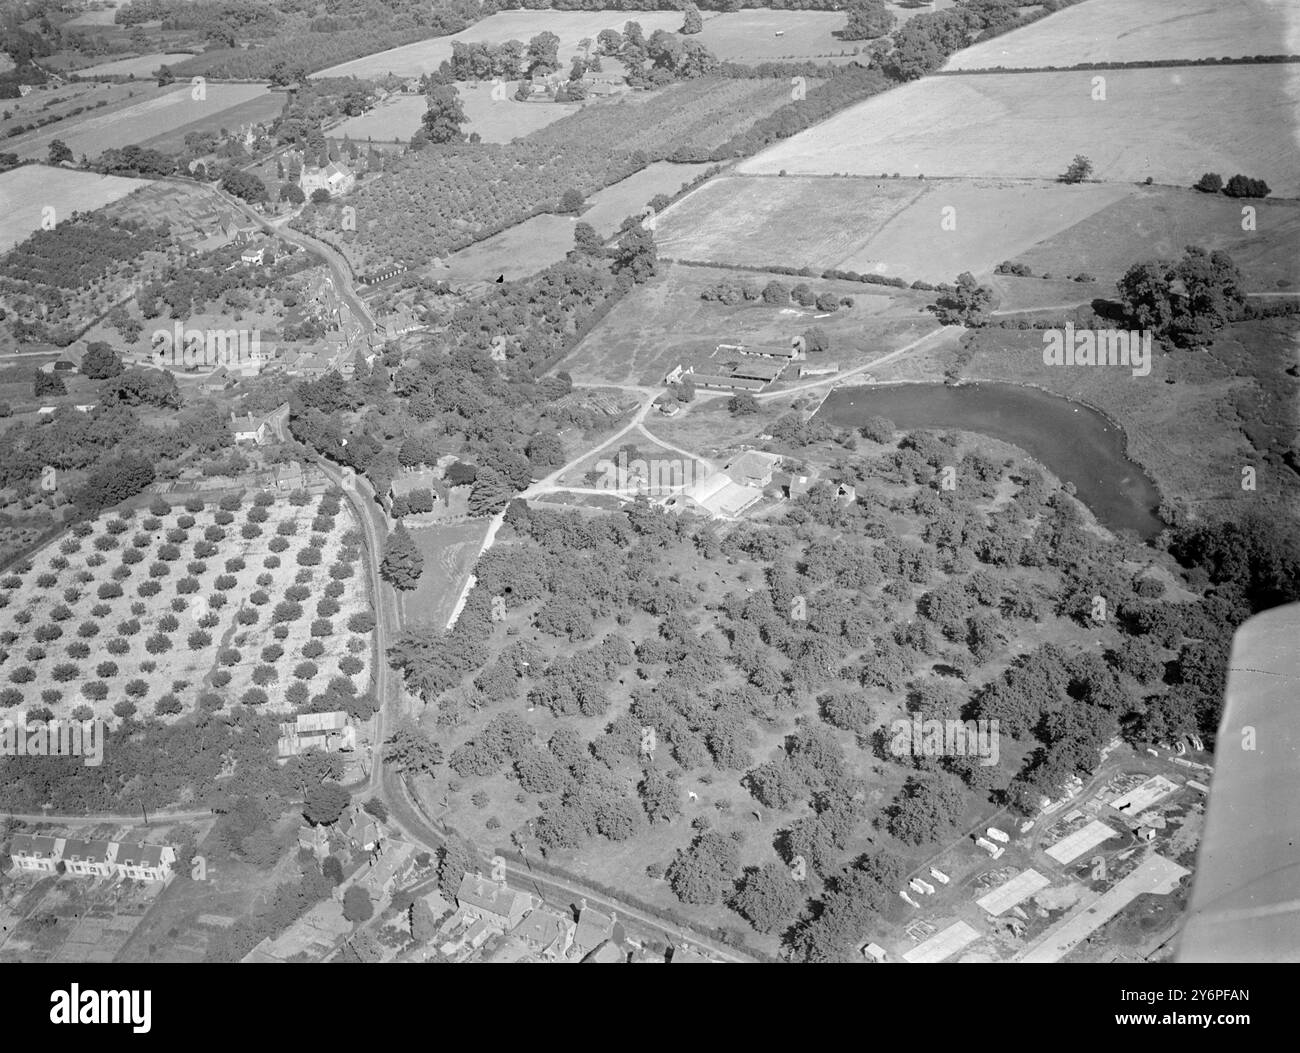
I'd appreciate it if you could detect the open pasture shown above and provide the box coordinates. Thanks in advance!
[738,65,1300,197]
[0,164,148,252]
[695,10,858,63]
[1011,187,1300,290]
[5,82,272,161]
[947,0,1296,70]
[315,10,685,79]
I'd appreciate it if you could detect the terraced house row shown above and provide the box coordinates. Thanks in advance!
[8,834,177,882]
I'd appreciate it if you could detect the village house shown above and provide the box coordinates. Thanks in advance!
[510,907,575,960]
[572,900,618,960]
[241,245,266,266]
[60,838,116,877]
[113,843,177,882]
[357,839,417,899]
[339,805,381,855]
[9,834,64,873]
[271,460,305,492]
[455,872,535,931]
[229,403,287,445]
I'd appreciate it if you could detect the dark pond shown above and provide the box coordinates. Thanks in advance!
[816,381,1165,539]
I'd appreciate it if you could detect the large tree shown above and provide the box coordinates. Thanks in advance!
[841,0,895,40]
[421,85,467,144]
[380,523,424,589]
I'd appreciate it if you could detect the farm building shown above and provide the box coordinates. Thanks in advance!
[670,472,764,519]
[725,450,781,488]
[277,711,357,759]
[799,361,839,377]
[740,344,800,360]
[728,360,786,383]
[690,373,765,392]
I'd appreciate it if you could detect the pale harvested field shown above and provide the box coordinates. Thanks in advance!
[0,165,149,251]
[441,160,713,281]
[837,178,1136,281]
[315,10,684,79]
[654,174,925,268]
[6,83,272,161]
[77,52,197,78]
[947,0,1298,70]
[739,65,1300,197]
[333,86,578,144]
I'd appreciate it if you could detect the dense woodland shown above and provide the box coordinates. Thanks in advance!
[380,428,1298,960]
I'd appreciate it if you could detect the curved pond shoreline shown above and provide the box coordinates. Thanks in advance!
[815,379,1167,540]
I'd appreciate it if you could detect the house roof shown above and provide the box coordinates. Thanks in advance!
[116,843,166,867]
[456,873,530,919]
[581,939,626,963]
[230,413,265,434]
[512,908,572,949]
[574,905,614,953]
[10,833,59,857]
[726,450,781,480]
[62,838,110,861]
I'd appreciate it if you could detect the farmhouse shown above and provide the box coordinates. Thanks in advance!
[9,834,63,873]
[277,711,357,759]
[301,161,356,197]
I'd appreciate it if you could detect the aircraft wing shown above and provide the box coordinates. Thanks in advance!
[1178,602,1300,962]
